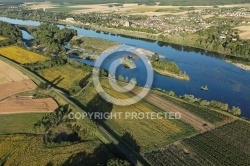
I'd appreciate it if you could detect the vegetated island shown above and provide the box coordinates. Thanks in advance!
[150,53,190,80]
[69,36,120,60]
[120,56,136,69]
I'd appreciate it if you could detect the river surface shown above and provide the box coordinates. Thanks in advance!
[1,16,250,118]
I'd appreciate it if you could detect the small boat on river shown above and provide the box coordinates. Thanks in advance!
[201,85,208,91]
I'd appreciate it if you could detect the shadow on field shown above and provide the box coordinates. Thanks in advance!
[51,75,64,86]
[60,143,122,166]
[86,93,113,117]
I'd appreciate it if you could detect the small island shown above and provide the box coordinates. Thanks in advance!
[150,53,190,80]
[69,36,120,60]
[120,56,136,69]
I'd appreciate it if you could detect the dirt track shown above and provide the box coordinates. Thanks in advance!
[131,87,215,131]
[0,97,58,114]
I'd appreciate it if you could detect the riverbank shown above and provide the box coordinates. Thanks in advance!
[226,60,250,70]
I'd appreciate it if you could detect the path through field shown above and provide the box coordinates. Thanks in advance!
[131,86,215,131]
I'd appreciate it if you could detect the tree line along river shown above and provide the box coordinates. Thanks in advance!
[0,16,250,118]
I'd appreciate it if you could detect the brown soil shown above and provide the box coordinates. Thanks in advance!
[0,97,58,114]
[0,80,37,100]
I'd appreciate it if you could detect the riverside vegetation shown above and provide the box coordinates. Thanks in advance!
[0,11,250,165]
[151,53,190,80]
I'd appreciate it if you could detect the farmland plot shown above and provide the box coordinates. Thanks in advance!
[0,60,37,100]
[0,97,58,114]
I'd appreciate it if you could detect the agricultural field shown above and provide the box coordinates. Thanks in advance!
[0,97,58,114]
[38,64,91,93]
[0,60,37,100]
[145,120,250,165]
[0,46,50,64]
[0,59,30,84]
[0,134,116,165]
[0,113,48,134]
[235,25,250,39]
[76,78,197,153]
[0,36,5,41]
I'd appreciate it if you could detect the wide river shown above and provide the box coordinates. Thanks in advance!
[1,16,250,118]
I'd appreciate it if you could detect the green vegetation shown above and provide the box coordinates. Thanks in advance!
[0,134,117,166]
[69,36,119,55]
[0,113,48,134]
[30,23,77,53]
[182,94,241,116]
[120,56,135,69]
[145,120,250,165]
[156,91,231,125]
[151,53,189,80]
[37,64,91,94]
[76,78,197,153]
[159,25,250,58]
[0,21,23,47]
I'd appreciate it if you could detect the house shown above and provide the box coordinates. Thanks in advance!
[66,18,75,22]
[124,21,131,27]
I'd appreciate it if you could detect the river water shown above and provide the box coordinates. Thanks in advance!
[1,16,249,118]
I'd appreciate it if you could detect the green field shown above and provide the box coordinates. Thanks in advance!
[0,134,116,165]
[76,79,197,153]
[69,36,119,55]
[145,120,250,165]
[0,113,48,134]
[38,64,91,93]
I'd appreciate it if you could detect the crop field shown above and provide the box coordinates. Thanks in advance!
[38,64,91,92]
[76,79,197,153]
[0,46,50,64]
[0,113,48,134]
[0,36,5,40]
[0,134,115,165]
[235,25,250,39]
[0,59,30,84]
[0,59,37,99]
[0,97,58,114]
[0,80,37,100]
[145,120,250,165]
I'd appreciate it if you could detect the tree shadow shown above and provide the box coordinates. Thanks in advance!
[119,132,141,154]
[86,93,113,116]
[61,143,121,166]
[50,75,64,86]
[79,74,91,88]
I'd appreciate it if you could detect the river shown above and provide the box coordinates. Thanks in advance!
[1,16,249,118]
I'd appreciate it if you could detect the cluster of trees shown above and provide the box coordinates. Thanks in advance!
[30,23,77,53]
[27,55,68,71]
[0,21,23,46]
[196,25,250,58]
[151,53,183,75]
[183,94,241,116]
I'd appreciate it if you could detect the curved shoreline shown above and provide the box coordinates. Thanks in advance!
[152,67,190,81]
